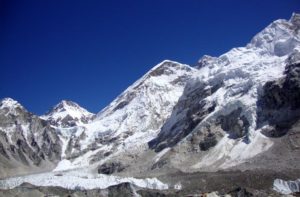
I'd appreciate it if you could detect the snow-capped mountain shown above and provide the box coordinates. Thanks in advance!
[0,13,300,196]
[41,100,95,128]
[46,12,300,176]
[148,12,300,171]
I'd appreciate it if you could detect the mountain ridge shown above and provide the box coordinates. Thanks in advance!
[0,13,300,196]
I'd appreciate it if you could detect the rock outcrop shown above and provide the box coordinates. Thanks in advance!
[257,60,300,137]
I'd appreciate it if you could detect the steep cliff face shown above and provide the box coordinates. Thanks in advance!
[257,61,300,137]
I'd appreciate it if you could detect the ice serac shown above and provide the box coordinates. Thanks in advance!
[148,13,300,171]
[273,178,300,194]
[41,100,95,128]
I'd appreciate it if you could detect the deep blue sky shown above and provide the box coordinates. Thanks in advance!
[0,0,299,115]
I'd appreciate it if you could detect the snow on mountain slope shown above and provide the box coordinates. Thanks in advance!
[93,60,196,141]
[53,60,196,169]
[41,100,95,128]
[149,13,300,171]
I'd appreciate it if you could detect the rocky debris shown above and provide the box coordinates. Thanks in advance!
[158,169,300,196]
[107,182,137,197]
[227,187,254,197]
[260,126,286,138]
[97,162,126,175]
[86,148,114,164]
[289,131,300,150]
[218,108,250,140]
[198,133,218,151]
[137,190,170,197]
[151,159,168,170]
[189,124,224,152]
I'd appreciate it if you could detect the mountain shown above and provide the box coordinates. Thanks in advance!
[0,13,300,196]
[41,100,95,128]
[0,98,61,178]
[148,12,300,171]
[54,60,196,168]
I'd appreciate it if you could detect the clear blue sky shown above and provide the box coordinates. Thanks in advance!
[0,0,299,114]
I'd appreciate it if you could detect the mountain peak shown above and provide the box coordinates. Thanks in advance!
[52,100,82,112]
[289,12,300,26]
[0,98,29,117]
[0,98,23,109]
[42,100,94,127]
[146,60,193,77]
[247,13,300,57]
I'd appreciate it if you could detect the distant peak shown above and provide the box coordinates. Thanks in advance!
[49,100,84,113]
[44,99,94,117]
[42,99,94,127]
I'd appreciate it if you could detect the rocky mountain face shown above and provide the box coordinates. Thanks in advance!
[0,13,300,196]
[0,98,61,178]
